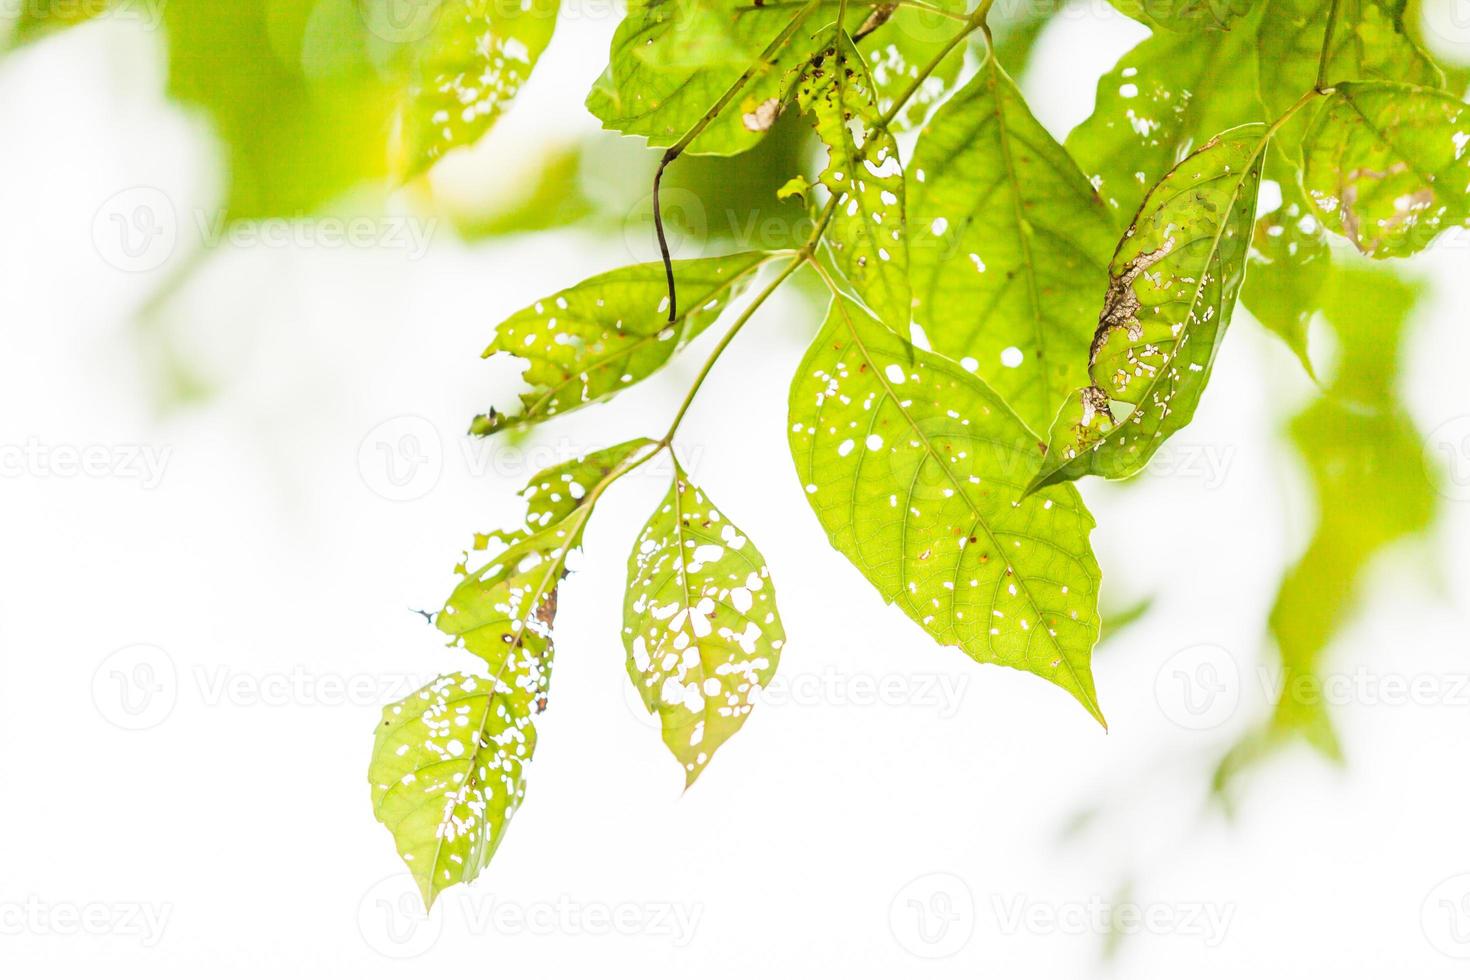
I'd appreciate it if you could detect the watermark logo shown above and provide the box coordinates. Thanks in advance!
[1155,643,1240,730]
[1424,416,1470,502]
[888,872,975,959]
[91,644,178,730]
[357,0,442,43]
[92,187,176,273]
[358,875,444,959]
[358,416,443,502]
[0,897,172,947]
[1422,874,1470,959]
[992,894,1234,947]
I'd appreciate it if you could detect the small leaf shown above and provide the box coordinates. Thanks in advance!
[910,54,1114,435]
[473,254,770,434]
[1302,82,1470,259]
[1258,0,1443,159]
[623,465,785,786]
[1241,159,1329,376]
[398,0,559,176]
[789,292,1105,723]
[1032,125,1266,490]
[369,673,535,910]
[1068,22,1265,219]
[796,32,909,329]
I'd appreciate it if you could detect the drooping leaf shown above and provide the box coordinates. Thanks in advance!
[472,254,771,435]
[439,439,659,711]
[1107,0,1256,31]
[1302,82,1470,259]
[369,673,535,909]
[623,465,784,785]
[1068,21,1265,218]
[909,54,1114,435]
[397,0,559,176]
[1241,158,1330,376]
[788,291,1106,723]
[1031,125,1266,491]
[1258,0,1444,161]
[796,33,909,328]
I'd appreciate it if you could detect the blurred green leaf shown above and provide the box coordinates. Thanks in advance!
[1107,0,1257,31]
[1241,157,1329,377]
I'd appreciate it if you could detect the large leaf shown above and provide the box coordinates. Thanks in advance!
[471,254,770,435]
[796,33,909,329]
[909,54,1114,435]
[788,292,1106,723]
[1107,0,1256,31]
[1067,23,1265,219]
[370,673,535,909]
[1032,125,1266,490]
[1302,82,1470,259]
[398,0,559,176]
[623,465,784,785]
[1258,0,1443,160]
[1241,158,1330,375]
[862,0,970,131]
[439,439,659,710]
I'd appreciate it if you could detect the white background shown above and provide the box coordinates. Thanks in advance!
[4,1,1470,975]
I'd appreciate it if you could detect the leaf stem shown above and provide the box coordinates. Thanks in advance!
[875,0,993,129]
[1315,0,1343,92]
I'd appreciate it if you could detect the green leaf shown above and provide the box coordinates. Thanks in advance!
[472,254,771,435]
[864,0,970,131]
[788,291,1106,724]
[1031,125,1266,490]
[6,0,109,48]
[1258,0,1444,160]
[397,0,559,176]
[796,33,909,329]
[1067,22,1265,219]
[623,465,785,785]
[1107,0,1256,31]
[1302,82,1470,259]
[369,673,535,909]
[439,439,659,711]
[1241,159,1329,376]
[909,54,1114,435]
[585,0,826,155]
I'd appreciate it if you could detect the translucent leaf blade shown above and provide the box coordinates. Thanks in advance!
[623,466,785,786]
[788,293,1105,723]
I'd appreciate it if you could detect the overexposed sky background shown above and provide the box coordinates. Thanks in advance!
[4,1,1470,975]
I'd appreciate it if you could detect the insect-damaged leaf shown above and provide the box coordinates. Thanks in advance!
[796,33,909,329]
[623,465,784,786]
[472,254,770,435]
[788,292,1105,724]
[370,673,535,909]
[439,439,659,711]
[1258,0,1444,161]
[1068,22,1265,219]
[1031,124,1266,490]
[909,55,1114,435]
[397,0,559,176]
[1302,82,1470,260]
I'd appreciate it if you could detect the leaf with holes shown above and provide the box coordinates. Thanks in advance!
[1068,22,1265,219]
[909,54,1114,435]
[789,291,1105,723]
[623,466,784,785]
[398,0,559,176]
[1031,124,1266,491]
[472,254,770,435]
[797,33,909,329]
[370,673,535,909]
[1258,0,1443,161]
[1302,82,1470,259]
[439,439,659,712]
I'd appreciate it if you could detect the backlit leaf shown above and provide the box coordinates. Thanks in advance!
[1107,0,1256,31]
[910,54,1114,435]
[623,465,784,785]
[1032,125,1266,490]
[1302,82,1470,259]
[796,33,909,329]
[788,292,1106,723]
[1241,158,1330,376]
[472,254,771,435]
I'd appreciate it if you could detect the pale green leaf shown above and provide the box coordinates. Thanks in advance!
[1241,158,1329,376]
[1302,81,1470,259]
[788,292,1106,723]
[369,673,535,909]
[796,33,909,329]
[472,254,771,435]
[1032,125,1266,490]
[1068,22,1265,218]
[398,0,559,176]
[1258,0,1444,160]
[910,54,1114,435]
[863,0,970,131]
[623,465,785,785]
